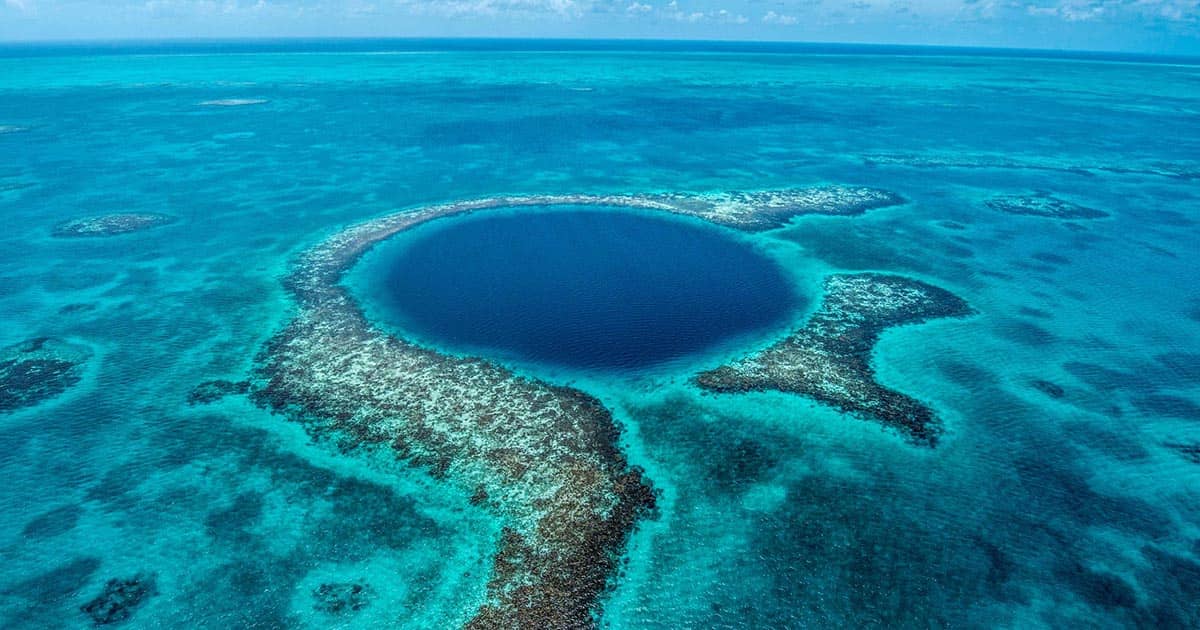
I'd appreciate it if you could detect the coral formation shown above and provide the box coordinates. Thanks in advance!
[695,273,974,445]
[312,582,375,614]
[248,187,911,626]
[0,337,91,413]
[80,575,156,626]
[985,193,1108,220]
[52,213,177,238]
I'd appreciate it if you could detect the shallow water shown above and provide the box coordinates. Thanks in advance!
[0,41,1198,628]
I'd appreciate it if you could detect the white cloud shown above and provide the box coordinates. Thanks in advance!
[1026,0,1199,23]
[409,0,581,19]
[662,1,746,23]
[762,10,798,24]
[626,1,652,13]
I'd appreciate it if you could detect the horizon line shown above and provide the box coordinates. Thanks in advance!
[1,36,1198,64]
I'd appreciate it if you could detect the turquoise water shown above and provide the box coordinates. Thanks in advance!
[1,41,1199,627]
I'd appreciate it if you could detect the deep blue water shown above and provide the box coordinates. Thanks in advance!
[365,208,798,371]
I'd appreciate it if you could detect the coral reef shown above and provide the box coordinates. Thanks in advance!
[985,193,1108,220]
[249,187,905,626]
[80,575,156,626]
[312,582,375,614]
[650,186,905,230]
[52,213,177,238]
[695,273,974,445]
[0,337,91,413]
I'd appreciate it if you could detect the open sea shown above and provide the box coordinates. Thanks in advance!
[1,39,1199,628]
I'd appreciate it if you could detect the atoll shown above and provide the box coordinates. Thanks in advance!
[199,99,268,107]
[695,273,974,445]
[312,582,375,614]
[80,575,156,626]
[1,337,91,414]
[52,213,177,238]
[247,186,914,626]
[985,193,1108,220]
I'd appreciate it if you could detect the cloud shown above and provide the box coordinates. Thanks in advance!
[762,10,798,24]
[626,1,652,13]
[1025,0,1200,23]
[662,0,746,23]
[411,0,582,18]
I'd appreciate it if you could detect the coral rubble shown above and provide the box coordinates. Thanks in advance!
[248,186,911,626]
[695,273,974,445]
[0,337,91,413]
[985,193,1108,220]
[52,213,177,238]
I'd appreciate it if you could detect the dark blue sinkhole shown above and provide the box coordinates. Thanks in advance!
[357,206,802,372]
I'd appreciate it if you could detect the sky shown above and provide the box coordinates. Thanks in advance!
[0,0,1197,54]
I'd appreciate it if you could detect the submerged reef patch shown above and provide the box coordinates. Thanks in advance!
[80,575,156,626]
[248,186,903,627]
[1030,379,1066,399]
[22,504,84,540]
[985,193,1108,220]
[312,582,375,615]
[4,557,101,611]
[0,337,91,413]
[187,379,250,406]
[695,273,975,445]
[1166,442,1200,464]
[52,213,177,238]
[862,151,1200,181]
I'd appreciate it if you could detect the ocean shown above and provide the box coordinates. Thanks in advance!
[1,40,1198,628]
